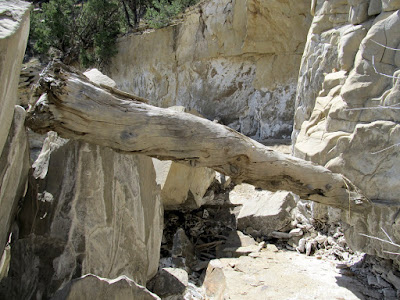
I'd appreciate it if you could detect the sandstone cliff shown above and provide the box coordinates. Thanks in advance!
[293,0,400,260]
[108,0,312,142]
[0,0,31,257]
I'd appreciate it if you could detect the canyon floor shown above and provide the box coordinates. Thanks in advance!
[201,249,371,300]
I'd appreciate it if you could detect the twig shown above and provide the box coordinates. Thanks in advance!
[371,143,400,155]
[372,56,400,79]
[360,232,400,249]
[370,39,400,51]
[381,227,394,243]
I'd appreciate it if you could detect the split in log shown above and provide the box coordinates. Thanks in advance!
[26,61,371,213]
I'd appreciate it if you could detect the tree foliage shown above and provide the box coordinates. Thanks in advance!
[145,0,198,28]
[30,0,121,67]
[29,0,200,67]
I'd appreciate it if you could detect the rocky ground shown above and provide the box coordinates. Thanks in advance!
[151,178,400,300]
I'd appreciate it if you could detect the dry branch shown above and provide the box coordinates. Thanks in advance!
[26,61,371,213]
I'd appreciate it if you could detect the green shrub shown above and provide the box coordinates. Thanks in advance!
[29,0,200,67]
[144,0,199,28]
[30,0,122,67]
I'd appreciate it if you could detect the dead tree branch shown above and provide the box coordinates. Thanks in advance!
[26,61,371,213]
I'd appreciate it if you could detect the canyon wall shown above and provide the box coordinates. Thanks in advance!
[0,0,31,257]
[293,0,400,260]
[109,0,312,142]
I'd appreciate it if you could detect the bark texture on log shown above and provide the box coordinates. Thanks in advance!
[26,62,371,213]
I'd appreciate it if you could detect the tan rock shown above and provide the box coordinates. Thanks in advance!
[0,0,30,155]
[109,0,312,141]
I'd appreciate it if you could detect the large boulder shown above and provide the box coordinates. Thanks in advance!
[0,133,163,298]
[234,184,297,237]
[0,0,31,256]
[52,274,160,300]
[292,0,400,262]
[108,0,312,142]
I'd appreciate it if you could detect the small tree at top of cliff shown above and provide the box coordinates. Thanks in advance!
[144,0,199,28]
[29,0,201,66]
[30,0,122,67]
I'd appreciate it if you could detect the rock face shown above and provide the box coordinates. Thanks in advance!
[293,0,400,261]
[0,0,31,256]
[230,184,298,237]
[0,106,30,258]
[53,274,160,300]
[0,133,163,298]
[108,0,312,142]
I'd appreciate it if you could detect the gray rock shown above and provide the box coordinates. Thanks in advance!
[237,191,297,237]
[52,274,160,300]
[1,135,163,298]
[171,229,196,270]
[147,268,188,298]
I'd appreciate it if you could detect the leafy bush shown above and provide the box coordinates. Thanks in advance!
[29,0,200,67]
[30,0,122,67]
[145,0,199,28]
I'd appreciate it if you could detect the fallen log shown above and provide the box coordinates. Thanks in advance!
[26,61,371,213]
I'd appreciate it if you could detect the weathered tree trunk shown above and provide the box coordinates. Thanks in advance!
[26,62,371,213]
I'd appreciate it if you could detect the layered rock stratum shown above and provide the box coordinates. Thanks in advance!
[108,0,312,142]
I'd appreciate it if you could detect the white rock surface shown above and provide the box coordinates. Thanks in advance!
[109,0,312,141]
[84,68,117,88]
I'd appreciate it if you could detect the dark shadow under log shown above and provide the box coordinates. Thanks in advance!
[26,61,371,213]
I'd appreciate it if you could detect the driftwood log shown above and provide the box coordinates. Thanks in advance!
[26,62,371,213]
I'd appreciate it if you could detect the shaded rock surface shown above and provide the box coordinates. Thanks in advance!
[293,0,400,261]
[0,106,30,258]
[0,0,31,256]
[108,0,312,141]
[52,274,160,300]
[0,133,163,298]
[147,268,188,298]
